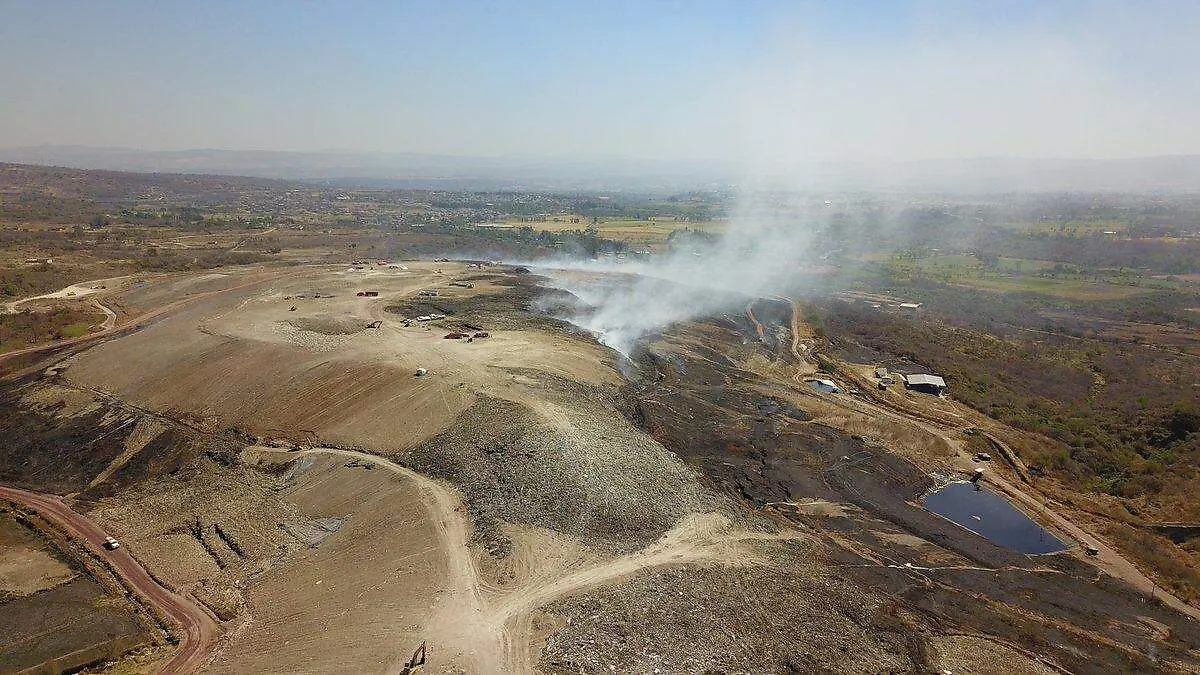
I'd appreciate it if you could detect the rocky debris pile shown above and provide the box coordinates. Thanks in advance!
[540,563,915,674]
[403,392,724,552]
[284,314,373,336]
[391,271,583,335]
[281,517,345,548]
[272,322,347,352]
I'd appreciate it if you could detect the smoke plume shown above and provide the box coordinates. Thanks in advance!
[532,193,825,358]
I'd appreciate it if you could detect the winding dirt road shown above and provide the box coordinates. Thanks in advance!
[264,447,801,673]
[0,268,302,377]
[0,485,220,673]
[2,275,131,314]
[93,299,117,330]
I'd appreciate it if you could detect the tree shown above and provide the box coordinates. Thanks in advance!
[977,251,1000,269]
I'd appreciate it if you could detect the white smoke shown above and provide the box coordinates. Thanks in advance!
[531,191,824,357]
[523,1,1200,357]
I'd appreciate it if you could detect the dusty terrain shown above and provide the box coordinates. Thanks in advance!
[2,260,1199,674]
[0,509,74,595]
[0,503,155,673]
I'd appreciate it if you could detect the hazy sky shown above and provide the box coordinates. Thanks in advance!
[2,1,1198,162]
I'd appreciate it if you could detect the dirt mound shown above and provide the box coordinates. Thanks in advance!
[540,561,916,674]
[386,271,583,334]
[402,392,723,552]
[283,314,371,335]
[384,299,455,320]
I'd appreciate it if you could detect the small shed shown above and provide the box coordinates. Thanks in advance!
[904,373,947,396]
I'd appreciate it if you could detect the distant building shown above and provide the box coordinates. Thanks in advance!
[808,378,842,394]
[904,373,947,396]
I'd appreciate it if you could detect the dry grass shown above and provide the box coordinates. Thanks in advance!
[1103,522,1200,606]
[0,305,104,353]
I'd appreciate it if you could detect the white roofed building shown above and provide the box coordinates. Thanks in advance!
[904,373,947,395]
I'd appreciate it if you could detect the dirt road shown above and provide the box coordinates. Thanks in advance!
[0,485,220,673]
[2,275,131,313]
[983,466,1200,621]
[264,447,801,673]
[0,268,301,376]
[261,447,498,672]
[93,299,117,330]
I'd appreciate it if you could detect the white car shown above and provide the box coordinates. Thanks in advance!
[103,537,120,550]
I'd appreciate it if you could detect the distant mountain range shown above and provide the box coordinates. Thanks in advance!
[2,145,1198,193]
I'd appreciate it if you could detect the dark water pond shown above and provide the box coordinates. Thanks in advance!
[923,481,1067,554]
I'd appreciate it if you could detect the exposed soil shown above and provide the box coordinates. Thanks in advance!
[0,503,153,673]
[0,576,146,672]
[0,507,75,597]
[541,562,916,674]
[283,314,374,335]
[401,390,724,552]
[4,262,1199,674]
[605,305,1200,672]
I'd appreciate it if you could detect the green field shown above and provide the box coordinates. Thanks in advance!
[883,253,1168,300]
[496,216,725,245]
[959,275,1150,300]
[993,219,1129,234]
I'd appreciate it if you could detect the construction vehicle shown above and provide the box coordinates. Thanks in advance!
[401,641,427,674]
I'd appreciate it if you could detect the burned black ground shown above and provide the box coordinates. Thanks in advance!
[610,308,1200,672]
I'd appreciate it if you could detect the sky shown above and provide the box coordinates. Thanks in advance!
[2,0,1198,163]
